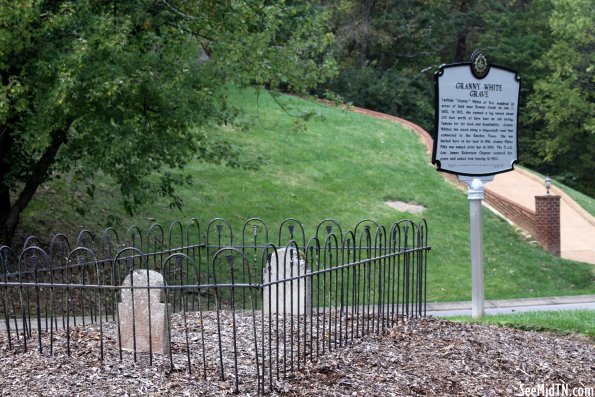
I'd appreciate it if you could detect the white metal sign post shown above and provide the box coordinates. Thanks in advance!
[432,51,520,318]
[458,175,493,318]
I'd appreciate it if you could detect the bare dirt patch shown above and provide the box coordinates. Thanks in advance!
[386,200,426,214]
[0,316,592,396]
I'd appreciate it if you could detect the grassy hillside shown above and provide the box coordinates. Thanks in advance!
[19,88,594,302]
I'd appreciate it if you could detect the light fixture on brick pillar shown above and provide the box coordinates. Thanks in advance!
[545,176,551,195]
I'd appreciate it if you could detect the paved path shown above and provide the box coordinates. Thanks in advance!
[427,294,595,317]
[351,106,595,265]
[488,168,595,264]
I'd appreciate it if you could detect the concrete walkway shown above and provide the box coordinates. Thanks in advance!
[351,106,595,265]
[488,168,595,264]
[427,294,595,317]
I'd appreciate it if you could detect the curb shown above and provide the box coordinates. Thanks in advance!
[427,295,595,312]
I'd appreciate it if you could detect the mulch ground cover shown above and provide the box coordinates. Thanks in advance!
[0,316,592,396]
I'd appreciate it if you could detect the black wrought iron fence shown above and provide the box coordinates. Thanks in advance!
[0,218,430,394]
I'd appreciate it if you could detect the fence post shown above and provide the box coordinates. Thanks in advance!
[534,195,561,256]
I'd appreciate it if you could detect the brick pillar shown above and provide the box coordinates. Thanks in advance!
[534,195,561,256]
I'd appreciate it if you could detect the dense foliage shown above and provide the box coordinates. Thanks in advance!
[525,0,594,196]
[322,0,594,196]
[1,0,593,245]
[0,0,335,245]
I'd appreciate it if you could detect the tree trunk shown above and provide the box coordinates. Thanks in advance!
[0,129,68,247]
[0,125,15,246]
[358,0,375,67]
[454,0,470,62]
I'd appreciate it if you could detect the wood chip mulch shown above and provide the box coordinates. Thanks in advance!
[282,318,594,396]
[0,315,592,396]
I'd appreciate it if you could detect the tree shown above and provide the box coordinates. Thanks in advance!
[0,0,336,246]
[525,0,594,195]
[474,0,554,175]
[323,0,485,131]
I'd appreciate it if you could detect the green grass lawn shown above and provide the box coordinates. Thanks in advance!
[20,87,595,302]
[448,310,595,340]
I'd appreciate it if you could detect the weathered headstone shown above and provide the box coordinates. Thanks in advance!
[118,269,171,354]
[263,247,311,315]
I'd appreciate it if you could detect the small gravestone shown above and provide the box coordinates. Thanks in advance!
[118,269,171,354]
[263,247,311,315]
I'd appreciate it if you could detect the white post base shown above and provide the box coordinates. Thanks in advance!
[458,175,494,319]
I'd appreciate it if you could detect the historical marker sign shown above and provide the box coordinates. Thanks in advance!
[432,51,521,176]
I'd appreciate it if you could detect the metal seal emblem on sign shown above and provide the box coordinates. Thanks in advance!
[470,50,489,79]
